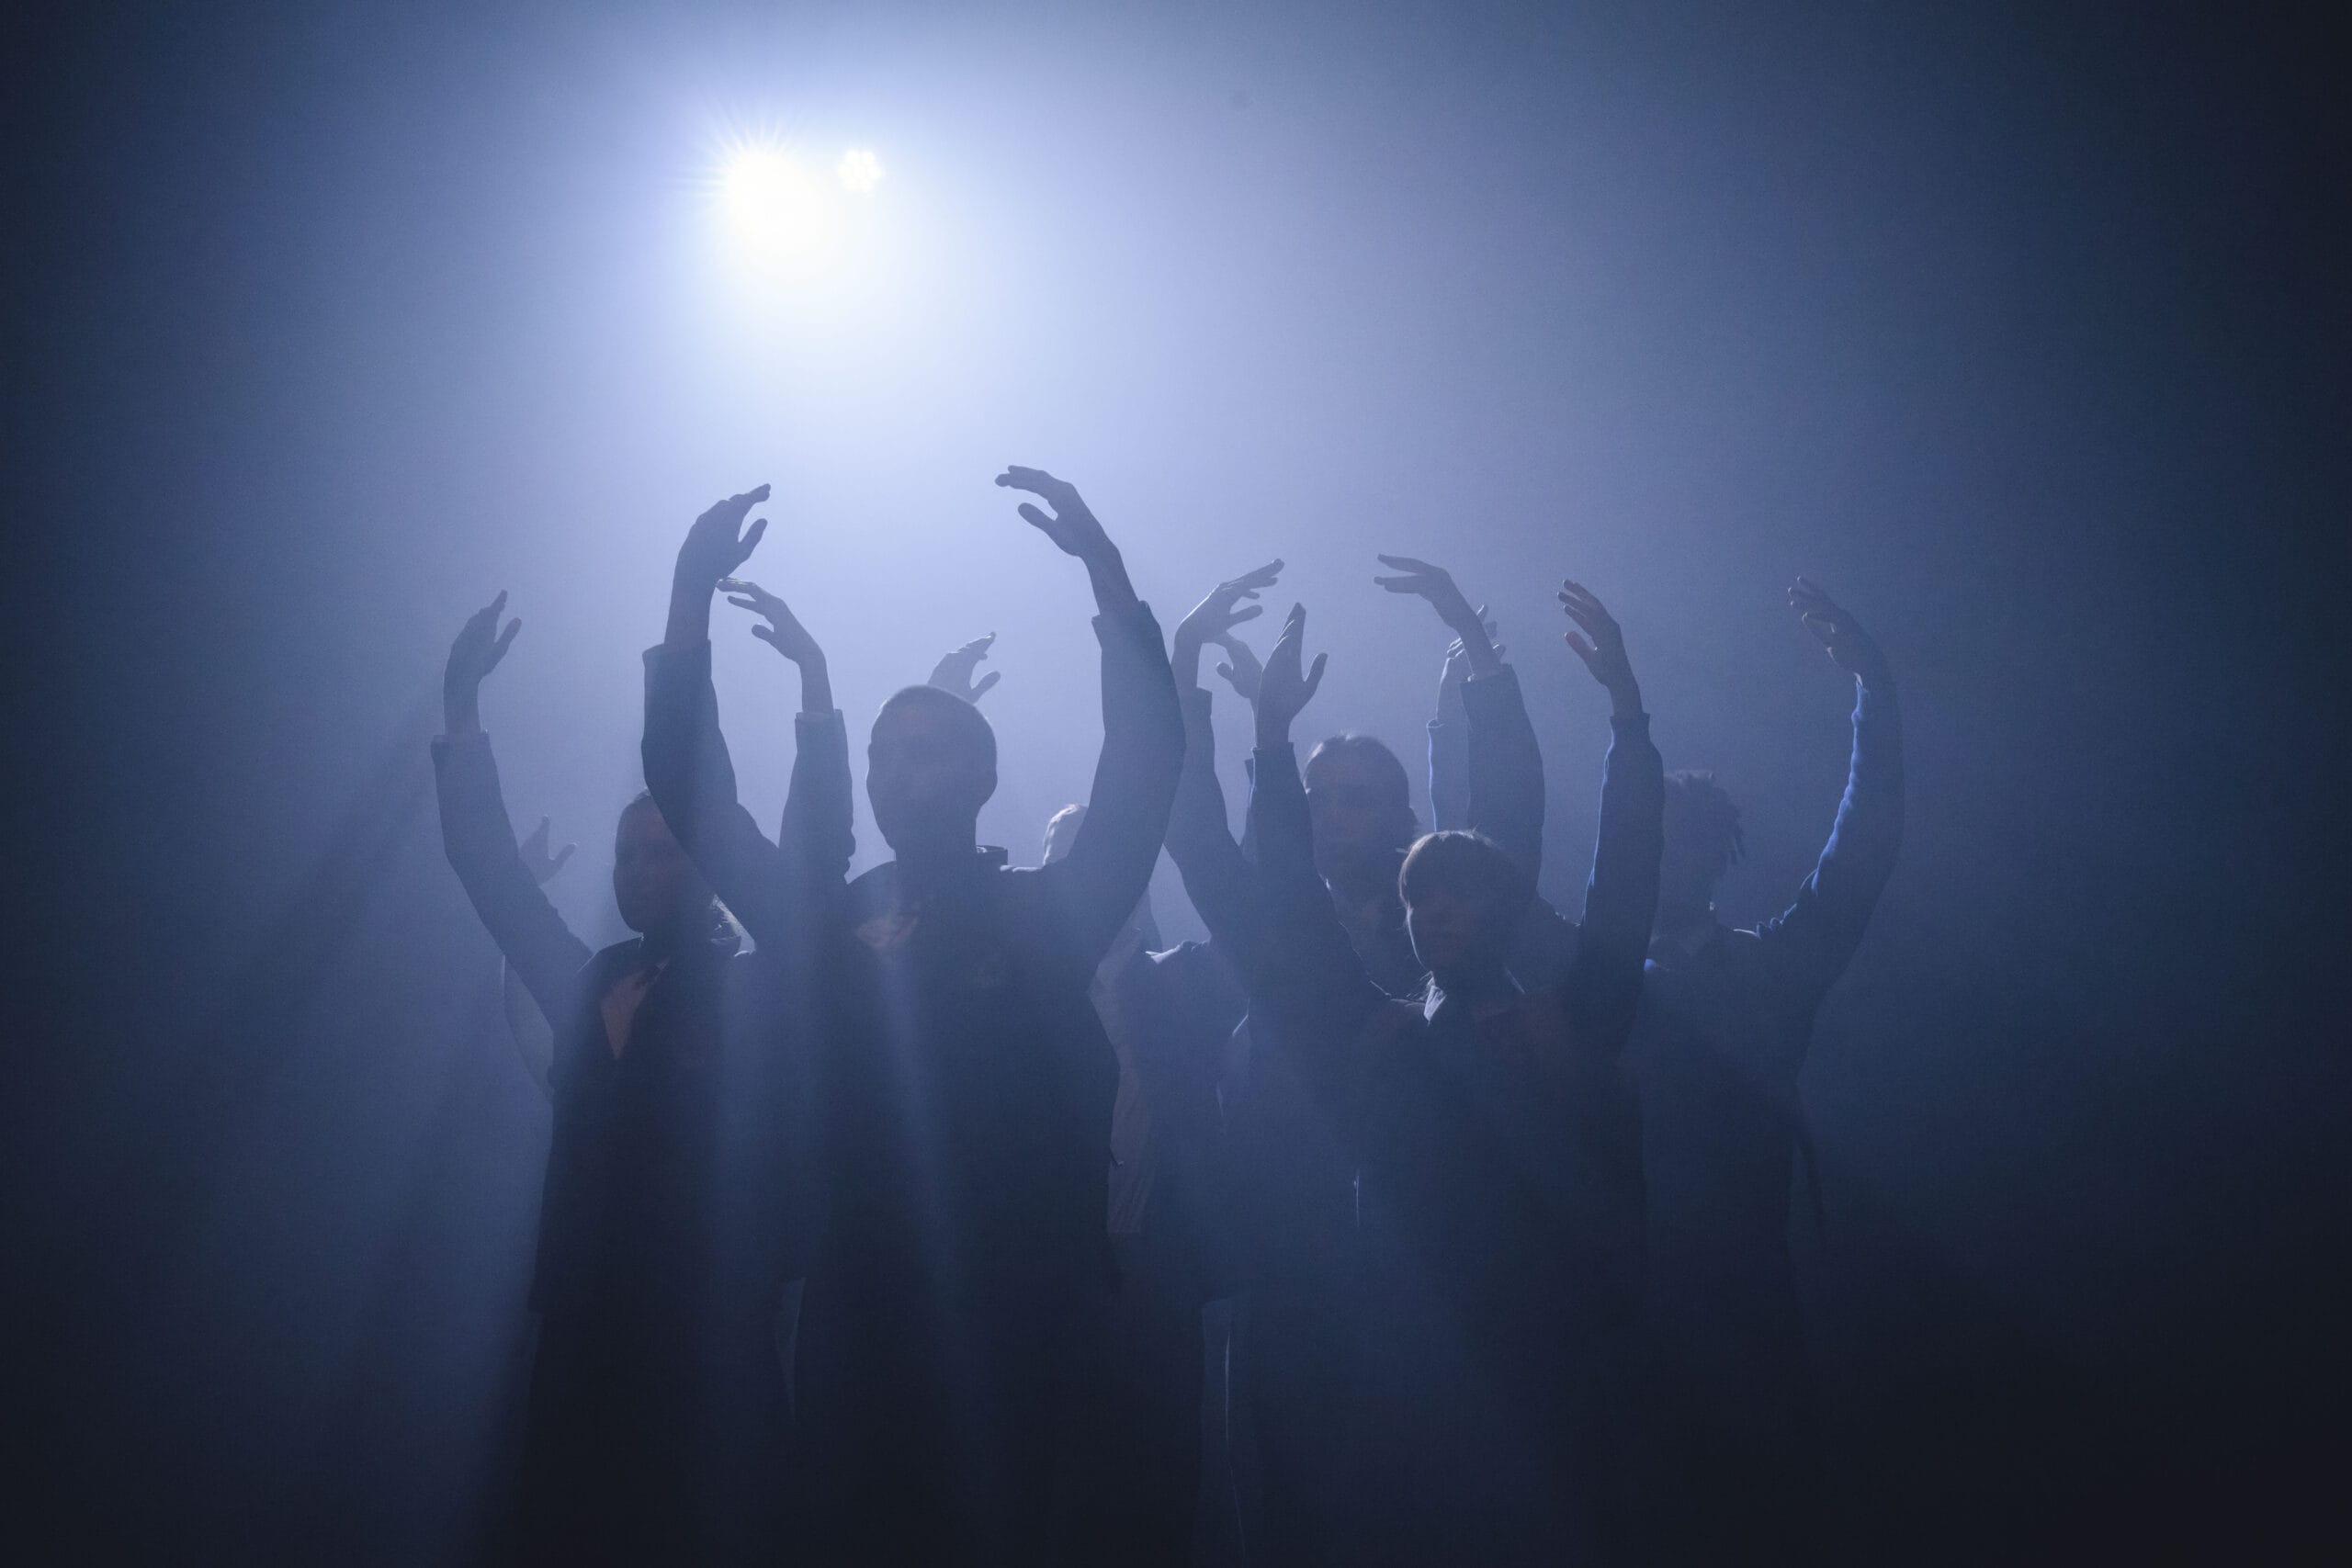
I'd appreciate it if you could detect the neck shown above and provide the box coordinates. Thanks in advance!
[892,830,981,889]
[636,913,690,960]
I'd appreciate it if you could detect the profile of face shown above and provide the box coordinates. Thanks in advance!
[612,799,711,934]
[867,697,997,856]
[1305,744,1417,878]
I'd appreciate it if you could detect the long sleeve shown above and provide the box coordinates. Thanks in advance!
[641,640,854,949]
[1561,711,1666,1060]
[1461,665,1546,883]
[1035,603,1187,962]
[1164,686,1263,963]
[432,730,593,1030]
[1246,739,1389,1069]
[1428,712,1469,832]
[1753,671,1905,1001]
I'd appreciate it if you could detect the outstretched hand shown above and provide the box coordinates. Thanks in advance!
[1174,559,1283,688]
[1789,577,1883,679]
[444,591,521,734]
[718,575,834,713]
[1377,554,1500,677]
[1254,603,1329,748]
[1215,634,1266,705]
[1439,607,1502,710]
[675,485,771,592]
[519,816,577,886]
[928,633,1001,703]
[1558,579,1643,716]
[995,467,1112,561]
[719,577,825,667]
[995,466,1137,614]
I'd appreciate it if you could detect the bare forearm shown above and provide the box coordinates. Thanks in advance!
[443,686,482,737]
[666,574,714,650]
[797,655,834,716]
[1083,544,1141,619]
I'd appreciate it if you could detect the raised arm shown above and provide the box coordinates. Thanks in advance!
[1377,559,1546,875]
[1426,612,1498,832]
[718,576,856,893]
[1754,579,1905,1000]
[643,489,852,947]
[1556,581,1665,1058]
[432,592,593,1025]
[1166,562,1283,953]
[997,467,1186,960]
[1247,604,1387,1052]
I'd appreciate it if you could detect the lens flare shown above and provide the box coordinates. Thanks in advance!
[720,146,844,272]
[837,148,884,194]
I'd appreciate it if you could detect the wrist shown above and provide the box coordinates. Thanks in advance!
[665,580,713,646]
[1171,632,1205,690]
[799,659,834,716]
[443,691,481,735]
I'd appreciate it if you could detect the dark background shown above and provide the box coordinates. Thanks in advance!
[4,1,2345,1561]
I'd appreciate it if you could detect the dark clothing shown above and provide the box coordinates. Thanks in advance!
[1242,709,1664,1565]
[1055,937,1244,1567]
[1432,666,1589,994]
[432,730,797,1564]
[1628,673,1904,1562]
[642,603,1183,1565]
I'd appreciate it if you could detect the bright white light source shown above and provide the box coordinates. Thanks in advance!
[837,148,884,194]
[720,146,844,273]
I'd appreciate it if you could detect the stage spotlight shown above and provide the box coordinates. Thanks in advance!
[719,145,844,272]
[837,148,884,194]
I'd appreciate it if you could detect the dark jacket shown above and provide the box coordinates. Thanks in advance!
[640,604,1183,1561]
[1242,707,1665,1563]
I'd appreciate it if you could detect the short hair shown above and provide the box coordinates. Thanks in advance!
[1305,733,1412,812]
[875,683,998,772]
[1664,770,1745,869]
[1399,830,1533,918]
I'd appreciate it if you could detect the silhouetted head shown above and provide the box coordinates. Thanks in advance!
[1400,830,1532,987]
[1659,770,1744,919]
[613,792,715,934]
[1041,802,1086,866]
[1305,733,1417,878]
[868,685,999,860]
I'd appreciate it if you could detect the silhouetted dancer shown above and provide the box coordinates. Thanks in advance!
[1626,577,1905,1564]
[432,589,804,1565]
[643,469,1183,1564]
[1238,589,1663,1566]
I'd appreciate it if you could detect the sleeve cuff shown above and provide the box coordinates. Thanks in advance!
[1609,710,1653,739]
[1092,601,1165,644]
[433,728,492,759]
[643,637,713,673]
[795,708,847,739]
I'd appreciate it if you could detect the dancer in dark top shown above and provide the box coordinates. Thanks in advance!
[641,469,1184,1565]
[1238,586,1663,1567]
[1038,803,1244,1567]
[1629,578,1905,1564]
[432,589,811,1566]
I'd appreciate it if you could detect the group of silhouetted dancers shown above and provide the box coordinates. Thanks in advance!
[433,468,1903,1565]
